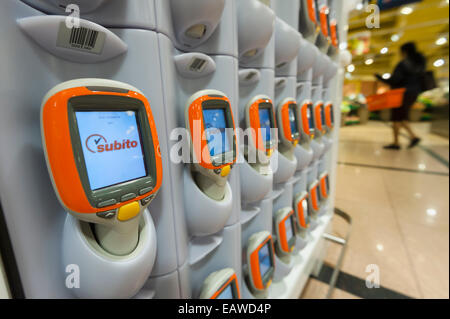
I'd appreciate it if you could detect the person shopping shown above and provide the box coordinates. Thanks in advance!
[375,42,426,150]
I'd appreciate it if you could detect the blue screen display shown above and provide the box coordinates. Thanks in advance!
[259,108,272,142]
[285,216,294,241]
[308,104,314,130]
[75,111,147,190]
[216,284,234,299]
[289,106,298,134]
[203,108,230,157]
[258,243,272,278]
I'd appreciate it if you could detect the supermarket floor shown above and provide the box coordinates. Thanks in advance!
[301,121,449,299]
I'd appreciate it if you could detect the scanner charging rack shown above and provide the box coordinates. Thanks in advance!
[0,0,342,299]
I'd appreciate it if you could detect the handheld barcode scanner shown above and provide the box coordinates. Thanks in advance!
[276,98,300,153]
[294,191,310,231]
[41,79,162,256]
[313,101,325,137]
[308,181,321,217]
[299,0,320,41]
[319,4,330,40]
[299,101,315,144]
[245,95,277,171]
[246,231,275,295]
[319,172,330,202]
[324,102,334,132]
[185,89,237,201]
[274,208,297,257]
[200,268,241,299]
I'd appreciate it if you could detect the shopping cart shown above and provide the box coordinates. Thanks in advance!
[366,88,406,111]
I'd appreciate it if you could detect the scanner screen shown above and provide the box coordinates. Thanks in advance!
[307,104,314,131]
[258,242,272,277]
[75,110,147,190]
[285,215,294,241]
[203,108,230,157]
[289,105,298,135]
[321,105,326,126]
[259,108,272,142]
[302,199,309,219]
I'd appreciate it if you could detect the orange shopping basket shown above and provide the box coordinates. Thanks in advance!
[366,88,406,111]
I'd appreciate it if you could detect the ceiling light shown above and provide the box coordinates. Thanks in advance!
[401,6,413,15]
[434,59,445,67]
[376,244,384,251]
[391,34,400,42]
[380,47,389,54]
[426,208,437,217]
[356,3,363,10]
[418,163,426,170]
[347,64,355,72]
[382,73,391,79]
[365,58,374,65]
[436,37,447,46]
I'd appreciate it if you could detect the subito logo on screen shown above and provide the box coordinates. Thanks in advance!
[85,134,139,153]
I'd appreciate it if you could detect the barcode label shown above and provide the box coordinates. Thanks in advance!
[69,27,98,49]
[56,22,106,55]
[189,58,207,72]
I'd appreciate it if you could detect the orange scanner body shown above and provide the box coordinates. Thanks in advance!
[307,0,318,24]
[278,98,300,147]
[319,5,330,37]
[278,210,295,252]
[325,102,333,130]
[187,94,237,170]
[210,273,241,299]
[248,97,276,153]
[42,86,162,214]
[314,102,324,134]
[310,183,320,212]
[320,174,329,199]
[330,19,339,47]
[301,102,312,137]
[296,196,309,228]
[249,235,275,290]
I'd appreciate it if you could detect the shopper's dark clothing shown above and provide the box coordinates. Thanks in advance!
[376,58,426,121]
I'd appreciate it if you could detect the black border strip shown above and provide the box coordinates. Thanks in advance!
[417,144,449,169]
[0,200,25,298]
[338,161,449,176]
[312,264,414,299]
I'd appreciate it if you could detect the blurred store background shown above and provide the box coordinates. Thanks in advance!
[302,0,449,299]
[341,0,449,136]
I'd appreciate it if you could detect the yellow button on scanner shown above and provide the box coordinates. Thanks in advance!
[267,149,273,157]
[293,140,298,147]
[117,201,140,221]
[266,279,273,288]
[220,165,231,177]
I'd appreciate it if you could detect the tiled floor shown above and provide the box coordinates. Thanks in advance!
[301,121,449,299]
